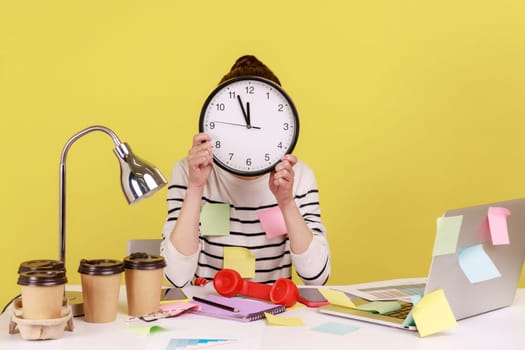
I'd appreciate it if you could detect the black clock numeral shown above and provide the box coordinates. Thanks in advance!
[277,104,284,112]
[245,86,255,94]
[228,153,234,160]
[283,123,289,131]
[216,103,225,111]
[209,122,215,129]
[228,91,236,99]
[264,153,270,161]
[246,158,252,166]
[277,142,283,149]
[215,140,221,148]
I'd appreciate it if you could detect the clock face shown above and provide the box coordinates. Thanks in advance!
[199,76,299,176]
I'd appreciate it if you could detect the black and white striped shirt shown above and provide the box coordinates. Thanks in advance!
[160,159,330,287]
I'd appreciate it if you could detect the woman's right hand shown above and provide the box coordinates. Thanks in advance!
[187,133,213,189]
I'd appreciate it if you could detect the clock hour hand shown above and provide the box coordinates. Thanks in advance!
[236,95,251,128]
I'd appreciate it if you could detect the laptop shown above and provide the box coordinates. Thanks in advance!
[319,197,525,330]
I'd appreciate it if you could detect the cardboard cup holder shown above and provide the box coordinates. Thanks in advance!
[9,296,74,340]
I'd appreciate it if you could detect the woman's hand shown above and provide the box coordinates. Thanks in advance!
[269,154,297,206]
[187,133,213,190]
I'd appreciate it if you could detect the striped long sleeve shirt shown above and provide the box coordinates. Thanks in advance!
[160,158,330,287]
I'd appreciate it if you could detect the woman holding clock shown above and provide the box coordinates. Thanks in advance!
[160,55,331,287]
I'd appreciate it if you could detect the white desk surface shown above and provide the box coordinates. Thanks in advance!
[2,285,524,350]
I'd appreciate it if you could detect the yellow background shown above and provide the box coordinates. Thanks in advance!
[1,1,525,307]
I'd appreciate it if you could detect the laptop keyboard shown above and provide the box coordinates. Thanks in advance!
[381,302,413,320]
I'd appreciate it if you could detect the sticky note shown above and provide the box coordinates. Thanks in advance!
[310,322,359,335]
[223,247,255,278]
[200,203,230,236]
[488,207,511,245]
[432,215,463,256]
[257,206,287,237]
[412,289,457,337]
[167,339,236,349]
[357,301,401,314]
[402,295,421,328]
[318,289,356,308]
[126,325,166,336]
[458,244,501,283]
[264,312,305,326]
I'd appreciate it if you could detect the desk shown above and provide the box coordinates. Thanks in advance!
[1,286,524,350]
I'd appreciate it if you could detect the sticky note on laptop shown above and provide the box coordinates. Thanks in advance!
[487,206,511,245]
[433,215,463,256]
[458,244,501,283]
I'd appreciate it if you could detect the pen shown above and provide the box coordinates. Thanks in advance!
[192,296,239,313]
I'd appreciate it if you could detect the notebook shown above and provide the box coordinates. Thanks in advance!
[191,294,286,322]
[319,197,525,330]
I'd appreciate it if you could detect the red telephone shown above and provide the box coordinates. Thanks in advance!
[213,268,298,307]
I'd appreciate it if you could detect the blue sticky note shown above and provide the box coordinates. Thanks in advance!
[310,322,359,335]
[458,244,501,283]
[402,295,421,328]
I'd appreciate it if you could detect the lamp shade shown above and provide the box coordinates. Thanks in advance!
[114,142,166,204]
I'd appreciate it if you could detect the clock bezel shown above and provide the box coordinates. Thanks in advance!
[199,75,300,177]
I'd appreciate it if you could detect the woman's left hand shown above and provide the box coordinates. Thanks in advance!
[269,154,297,206]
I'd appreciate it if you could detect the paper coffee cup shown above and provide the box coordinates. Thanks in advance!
[17,270,67,320]
[124,252,166,316]
[78,259,124,323]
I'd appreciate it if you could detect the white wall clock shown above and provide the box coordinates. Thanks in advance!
[199,76,299,176]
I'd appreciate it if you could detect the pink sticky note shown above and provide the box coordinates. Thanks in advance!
[257,207,287,238]
[487,207,511,245]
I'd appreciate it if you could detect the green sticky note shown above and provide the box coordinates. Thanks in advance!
[433,215,462,256]
[126,325,166,336]
[200,203,230,236]
[357,301,401,314]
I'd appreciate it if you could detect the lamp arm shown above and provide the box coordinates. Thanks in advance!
[58,125,123,264]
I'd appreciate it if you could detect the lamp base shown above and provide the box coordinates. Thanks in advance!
[65,291,84,317]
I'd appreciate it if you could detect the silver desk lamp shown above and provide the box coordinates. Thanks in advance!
[59,125,167,316]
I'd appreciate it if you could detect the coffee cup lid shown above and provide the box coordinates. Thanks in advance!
[18,259,65,273]
[17,270,68,287]
[123,252,166,270]
[78,259,124,276]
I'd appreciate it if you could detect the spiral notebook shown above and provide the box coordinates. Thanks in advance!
[191,294,286,322]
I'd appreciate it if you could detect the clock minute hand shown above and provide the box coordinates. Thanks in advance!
[236,95,251,128]
[214,120,261,129]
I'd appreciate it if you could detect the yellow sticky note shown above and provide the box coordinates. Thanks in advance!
[412,289,457,337]
[223,247,255,278]
[264,312,305,326]
[318,289,356,308]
